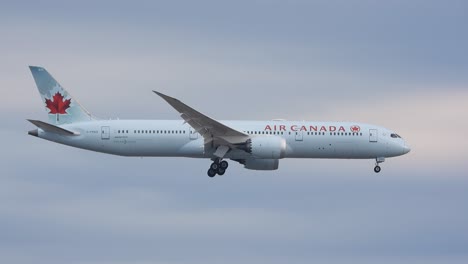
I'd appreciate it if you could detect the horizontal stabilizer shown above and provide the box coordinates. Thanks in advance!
[27,119,80,136]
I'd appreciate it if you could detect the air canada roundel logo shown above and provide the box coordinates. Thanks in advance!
[45,92,71,114]
[350,125,360,133]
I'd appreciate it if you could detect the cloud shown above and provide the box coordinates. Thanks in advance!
[1,1,468,263]
[306,89,468,167]
[1,168,468,264]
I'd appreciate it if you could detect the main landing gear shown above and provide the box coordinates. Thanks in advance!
[207,158,229,177]
[374,157,385,173]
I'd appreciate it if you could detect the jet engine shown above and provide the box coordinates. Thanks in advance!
[245,136,287,159]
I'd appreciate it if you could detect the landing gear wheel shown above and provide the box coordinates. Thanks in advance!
[217,168,226,175]
[374,166,381,173]
[207,169,216,177]
[220,160,228,169]
[208,159,228,177]
[210,162,219,170]
[373,157,384,174]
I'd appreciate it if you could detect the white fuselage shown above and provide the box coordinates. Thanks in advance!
[37,120,410,160]
[27,66,410,174]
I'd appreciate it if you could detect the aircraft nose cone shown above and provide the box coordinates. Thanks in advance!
[402,144,411,154]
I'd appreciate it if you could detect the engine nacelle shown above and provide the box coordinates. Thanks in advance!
[246,136,286,159]
[244,159,279,170]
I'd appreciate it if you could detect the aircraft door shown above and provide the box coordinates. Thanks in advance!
[369,129,378,142]
[189,128,198,140]
[295,131,303,141]
[101,126,110,140]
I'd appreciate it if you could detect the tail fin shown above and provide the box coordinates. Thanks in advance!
[29,66,95,124]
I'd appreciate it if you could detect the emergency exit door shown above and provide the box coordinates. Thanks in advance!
[295,131,303,141]
[101,126,110,140]
[189,128,198,140]
[369,129,378,142]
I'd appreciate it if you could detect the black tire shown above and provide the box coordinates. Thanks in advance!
[374,166,381,173]
[210,162,219,170]
[220,160,229,169]
[207,169,216,177]
[217,168,226,176]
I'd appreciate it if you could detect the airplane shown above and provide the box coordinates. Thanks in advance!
[27,66,410,177]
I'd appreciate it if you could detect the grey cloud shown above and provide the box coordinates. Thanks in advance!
[1,1,468,263]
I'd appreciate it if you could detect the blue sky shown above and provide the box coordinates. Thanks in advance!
[1,1,468,263]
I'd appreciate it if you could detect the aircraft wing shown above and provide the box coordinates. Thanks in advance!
[153,91,249,146]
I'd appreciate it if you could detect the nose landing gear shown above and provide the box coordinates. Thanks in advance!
[374,157,385,173]
[207,158,229,177]
[374,165,381,173]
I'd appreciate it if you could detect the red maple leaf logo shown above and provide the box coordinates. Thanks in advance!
[45,92,71,114]
[350,125,361,133]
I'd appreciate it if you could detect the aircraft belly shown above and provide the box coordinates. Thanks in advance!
[284,138,381,159]
[122,137,190,157]
[50,133,205,158]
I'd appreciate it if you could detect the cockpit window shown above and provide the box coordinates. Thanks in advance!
[390,133,401,138]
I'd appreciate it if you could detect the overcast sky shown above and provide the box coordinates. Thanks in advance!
[1,1,468,264]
